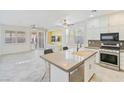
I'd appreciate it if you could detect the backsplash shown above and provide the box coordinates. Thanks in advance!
[88,40,101,47]
[88,40,124,49]
[120,40,124,49]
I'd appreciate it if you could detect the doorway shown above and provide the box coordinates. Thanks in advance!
[31,32,45,49]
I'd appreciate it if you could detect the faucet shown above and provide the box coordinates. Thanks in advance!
[77,43,82,52]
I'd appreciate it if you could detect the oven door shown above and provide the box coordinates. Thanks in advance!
[100,51,119,67]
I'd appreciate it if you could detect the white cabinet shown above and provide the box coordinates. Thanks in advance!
[96,51,100,63]
[50,64,69,82]
[86,12,124,41]
[86,28,100,40]
[109,25,124,40]
[50,54,96,82]
[84,54,96,82]
[109,13,124,26]
[120,52,124,70]
[119,27,124,40]
[108,13,124,40]
[99,16,109,28]
[50,63,84,82]
[86,17,109,40]
[87,18,100,28]
[86,18,100,40]
[0,28,1,55]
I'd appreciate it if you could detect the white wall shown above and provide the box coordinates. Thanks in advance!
[0,25,32,55]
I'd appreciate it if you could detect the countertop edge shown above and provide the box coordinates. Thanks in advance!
[40,55,70,72]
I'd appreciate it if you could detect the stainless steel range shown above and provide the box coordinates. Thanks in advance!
[99,33,120,70]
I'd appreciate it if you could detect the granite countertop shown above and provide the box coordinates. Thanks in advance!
[41,49,97,72]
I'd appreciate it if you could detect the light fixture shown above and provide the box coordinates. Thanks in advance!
[31,24,37,30]
[62,19,74,28]
[90,10,97,17]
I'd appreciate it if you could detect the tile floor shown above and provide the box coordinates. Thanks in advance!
[0,49,49,82]
[1,48,124,82]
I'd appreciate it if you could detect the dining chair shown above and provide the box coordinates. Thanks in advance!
[44,49,53,54]
[63,46,68,50]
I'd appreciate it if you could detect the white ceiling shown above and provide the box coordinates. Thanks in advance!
[0,10,119,28]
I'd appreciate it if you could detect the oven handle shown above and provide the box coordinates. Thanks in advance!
[99,51,119,56]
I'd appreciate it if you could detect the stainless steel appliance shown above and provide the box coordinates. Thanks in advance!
[99,33,120,70]
[99,48,120,70]
[100,33,119,41]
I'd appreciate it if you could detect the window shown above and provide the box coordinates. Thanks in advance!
[5,31,26,44]
[5,31,16,43]
[17,32,26,43]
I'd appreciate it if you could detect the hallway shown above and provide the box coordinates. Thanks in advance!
[0,50,48,82]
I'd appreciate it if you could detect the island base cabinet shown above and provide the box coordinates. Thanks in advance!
[50,64,84,82]
[70,64,84,82]
[50,64,69,82]
[84,55,96,82]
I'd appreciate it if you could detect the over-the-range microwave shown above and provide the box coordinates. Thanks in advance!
[100,33,119,41]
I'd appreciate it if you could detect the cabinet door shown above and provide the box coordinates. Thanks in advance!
[108,13,124,40]
[70,64,84,82]
[120,53,124,70]
[50,64,69,82]
[87,18,100,28]
[84,55,95,82]
[86,18,100,40]
[119,27,124,40]
[99,16,109,28]
[84,60,90,82]
[86,28,100,40]
[109,13,124,26]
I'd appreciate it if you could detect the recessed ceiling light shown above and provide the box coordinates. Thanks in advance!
[90,14,94,17]
[89,10,97,17]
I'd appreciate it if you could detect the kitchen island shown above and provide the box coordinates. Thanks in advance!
[41,49,97,82]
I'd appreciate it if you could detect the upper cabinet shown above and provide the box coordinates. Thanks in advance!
[99,16,109,28]
[109,12,124,40]
[87,16,109,28]
[109,12,124,26]
[86,17,109,40]
[86,18,100,40]
[86,12,124,41]
[87,18,100,28]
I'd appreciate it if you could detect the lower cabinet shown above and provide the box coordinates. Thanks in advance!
[50,64,84,82]
[84,55,96,82]
[50,64,69,82]
[50,54,96,82]
[120,52,124,70]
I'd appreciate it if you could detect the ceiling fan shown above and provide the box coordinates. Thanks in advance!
[55,18,74,28]
[62,19,74,28]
